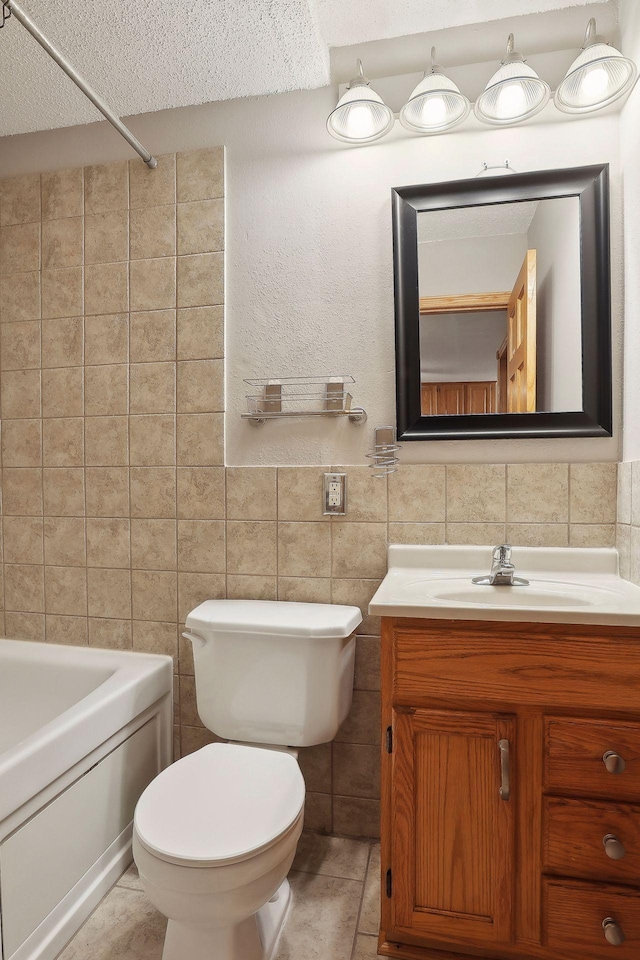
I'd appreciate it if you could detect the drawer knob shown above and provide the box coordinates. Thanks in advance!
[603,751,626,775]
[602,918,625,946]
[603,834,626,860]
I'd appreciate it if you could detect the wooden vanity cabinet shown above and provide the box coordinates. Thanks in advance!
[379,618,640,960]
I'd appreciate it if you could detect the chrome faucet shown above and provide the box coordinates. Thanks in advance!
[472,544,529,587]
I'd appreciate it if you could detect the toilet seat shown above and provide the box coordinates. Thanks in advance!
[134,742,305,869]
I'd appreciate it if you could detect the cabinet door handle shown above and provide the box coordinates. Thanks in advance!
[602,918,625,946]
[603,750,626,774]
[603,835,626,860]
[498,739,510,800]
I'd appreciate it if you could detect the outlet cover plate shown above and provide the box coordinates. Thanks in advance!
[323,473,347,515]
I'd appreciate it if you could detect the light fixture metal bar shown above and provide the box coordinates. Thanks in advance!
[2,0,157,168]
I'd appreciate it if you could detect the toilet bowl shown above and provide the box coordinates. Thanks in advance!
[133,742,305,960]
[133,600,362,960]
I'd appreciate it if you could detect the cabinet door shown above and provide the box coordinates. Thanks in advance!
[389,708,516,949]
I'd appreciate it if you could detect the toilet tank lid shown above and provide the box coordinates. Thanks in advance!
[185,600,362,638]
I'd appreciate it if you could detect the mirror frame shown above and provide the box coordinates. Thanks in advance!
[392,164,612,441]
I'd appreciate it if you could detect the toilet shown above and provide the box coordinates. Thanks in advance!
[132,599,362,960]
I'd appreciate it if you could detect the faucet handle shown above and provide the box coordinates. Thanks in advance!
[493,543,512,563]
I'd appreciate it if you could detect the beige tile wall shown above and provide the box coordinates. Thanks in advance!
[0,155,621,840]
[616,461,640,582]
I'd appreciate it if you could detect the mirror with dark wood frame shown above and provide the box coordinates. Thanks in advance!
[392,165,612,441]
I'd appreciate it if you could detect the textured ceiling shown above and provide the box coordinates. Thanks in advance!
[0,0,615,136]
[418,202,541,243]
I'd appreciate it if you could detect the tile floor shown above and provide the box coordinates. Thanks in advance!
[57,833,381,960]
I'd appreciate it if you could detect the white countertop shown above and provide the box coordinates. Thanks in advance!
[369,545,640,626]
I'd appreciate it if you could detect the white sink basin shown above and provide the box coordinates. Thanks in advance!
[369,545,640,625]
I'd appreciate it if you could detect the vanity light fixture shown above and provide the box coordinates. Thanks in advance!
[400,47,470,134]
[555,18,638,114]
[474,33,550,125]
[326,59,395,143]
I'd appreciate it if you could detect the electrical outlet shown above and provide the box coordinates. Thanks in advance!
[323,473,347,515]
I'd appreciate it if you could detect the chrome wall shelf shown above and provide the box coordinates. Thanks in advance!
[242,376,367,426]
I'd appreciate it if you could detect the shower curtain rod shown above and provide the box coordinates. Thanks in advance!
[2,0,157,168]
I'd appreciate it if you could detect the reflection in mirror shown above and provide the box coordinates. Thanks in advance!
[417,197,582,416]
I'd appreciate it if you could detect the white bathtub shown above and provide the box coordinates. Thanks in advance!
[0,638,173,960]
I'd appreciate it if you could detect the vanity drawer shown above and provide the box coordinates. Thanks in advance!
[543,796,640,885]
[544,878,640,959]
[545,718,640,802]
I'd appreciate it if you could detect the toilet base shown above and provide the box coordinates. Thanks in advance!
[161,878,292,960]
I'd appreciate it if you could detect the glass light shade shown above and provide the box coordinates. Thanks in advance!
[400,72,470,133]
[327,79,395,144]
[475,59,551,125]
[555,41,637,113]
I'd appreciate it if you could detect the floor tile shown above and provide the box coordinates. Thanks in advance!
[293,832,370,880]
[352,934,380,959]
[359,844,381,936]
[276,871,362,960]
[116,861,143,891]
[57,886,166,960]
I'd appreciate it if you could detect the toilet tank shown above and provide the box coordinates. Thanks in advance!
[184,600,362,747]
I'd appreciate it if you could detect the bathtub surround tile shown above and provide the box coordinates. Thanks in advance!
[507,463,569,523]
[4,611,45,641]
[177,198,224,255]
[130,257,176,312]
[177,572,226,623]
[42,317,84,367]
[41,216,83,269]
[129,205,176,260]
[1,271,40,322]
[131,519,177,570]
[176,147,224,203]
[45,565,87,616]
[130,415,175,465]
[177,412,224,465]
[1,173,41,225]
[4,564,45,612]
[84,211,129,265]
[85,261,128,315]
[86,518,131,568]
[88,568,132,620]
[132,570,177,621]
[129,154,176,208]
[44,517,86,566]
[43,417,84,467]
[42,366,84,418]
[85,416,129,466]
[41,167,83,220]
[46,614,88,646]
[85,467,130,516]
[0,221,40,274]
[43,466,87,517]
[226,574,277,600]
[1,368,41,419]
[226,466,276,520]
[84,313,129,365]
[130,467,176,518]
[133,620,179,661]
[84,161,129,215]
[177,305,223,360]
[130,310,176,361]
[130,362,176,414]
[3,517,44,565]
[41,266,83,319]
[177,252,224,307]
[2,418,42,467]
[176,358,224,412]
[3,468,43,515]
[177,520,226,573]
[89,618,132,650]
[1,319,41,369]
[85,363,129,415]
